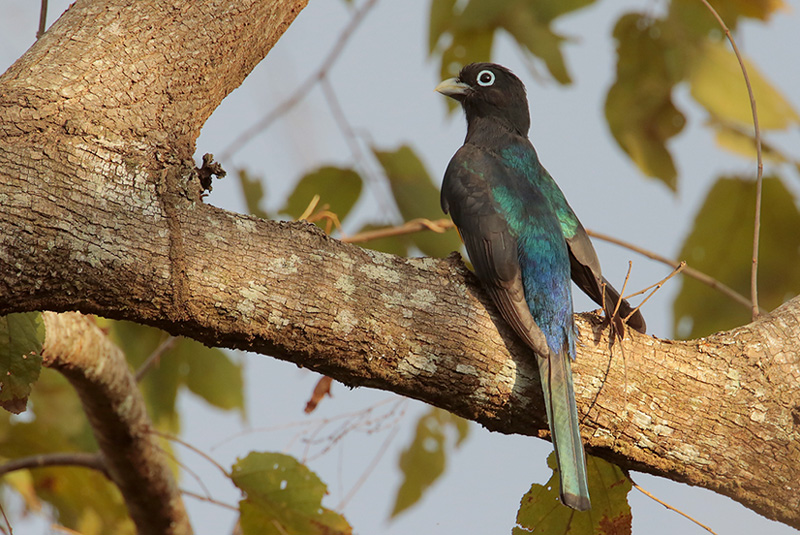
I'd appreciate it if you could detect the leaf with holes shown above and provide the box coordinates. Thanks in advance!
[233,452,351,535]
[514,453,632,535]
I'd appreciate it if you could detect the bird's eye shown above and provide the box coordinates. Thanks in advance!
[476,69,495,87]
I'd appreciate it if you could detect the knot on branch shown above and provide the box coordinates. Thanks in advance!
[196,153,227,194]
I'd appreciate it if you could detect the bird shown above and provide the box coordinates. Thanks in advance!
[436,62,646,511]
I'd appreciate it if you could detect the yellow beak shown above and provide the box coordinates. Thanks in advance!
[435,78,470,97]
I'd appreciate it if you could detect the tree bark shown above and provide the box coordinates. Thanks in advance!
[1,0,799,530]
[41,311,191,535]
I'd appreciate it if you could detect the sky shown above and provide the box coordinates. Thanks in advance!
[2,0,799,534]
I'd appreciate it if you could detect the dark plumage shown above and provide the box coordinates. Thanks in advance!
[437,62,646,511]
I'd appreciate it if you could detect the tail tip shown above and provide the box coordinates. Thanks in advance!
[561,492,591,512]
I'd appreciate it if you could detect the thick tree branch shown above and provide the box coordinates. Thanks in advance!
[41,312,190,535]
[1,0,798,530]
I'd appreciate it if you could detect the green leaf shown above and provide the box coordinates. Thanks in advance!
[106,321,244,429]
[238,169,270,219]
[673,176,800,339]
[281,166,362,224]
[428,0,458,53]
[439,27,494,82]
[689,41,800,131]
[390,407,470,517]
[605,13,688,190]
[179,338,245,414]
[352,223,410,257]
[430,0,593,84]
[31,467,136,535]
[232,452,351,535]
[373,145,462,257]
[0,312,45,414]
[0,369,133,534]
[515,453,632,535]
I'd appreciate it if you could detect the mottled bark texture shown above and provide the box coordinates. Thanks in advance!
[1,0,799,531]
[1,0,308,533]
[41,312,190,535]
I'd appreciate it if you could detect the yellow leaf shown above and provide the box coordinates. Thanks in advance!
[712,121,788,163]
[689,41,799,130]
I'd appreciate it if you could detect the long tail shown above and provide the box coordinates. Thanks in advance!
[536,349,591,511]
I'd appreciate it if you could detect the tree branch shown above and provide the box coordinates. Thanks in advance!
[0,452,108,479]
[41,312,190,535]
[1,0,798,530]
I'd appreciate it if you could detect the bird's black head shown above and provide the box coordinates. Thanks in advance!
[436,62,530,137]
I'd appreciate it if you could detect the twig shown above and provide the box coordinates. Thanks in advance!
[342,218,453,244]
[219,0,380,161]
[336,424,401,510]
[586,229,762,312]
[633,482,718,534]
[298,195,321,221]
[0,500,12,535]
[0,452,108,479]
[152,437,215,504]
[37,0,48,39]
[150,429,230,477]
[623,262,686,300]
[612,261,633,319]
[210,397,400,450]
[623,262,686,322]
[135,335,178,381]
[318,77,400,221]
[699,0,763,320]
[342,218,761,314]
[181,488,239,512]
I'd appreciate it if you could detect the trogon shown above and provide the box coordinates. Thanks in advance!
[436,62,646,511]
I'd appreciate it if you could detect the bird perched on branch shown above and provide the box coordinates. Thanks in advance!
[436,62,646,511]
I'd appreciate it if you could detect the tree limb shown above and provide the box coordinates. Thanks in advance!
[41,312,191,535]
[1,0,798,530]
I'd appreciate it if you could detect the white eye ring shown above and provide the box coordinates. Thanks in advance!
[476,69,495,87]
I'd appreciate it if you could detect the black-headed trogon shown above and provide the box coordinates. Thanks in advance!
[436,62,646,511]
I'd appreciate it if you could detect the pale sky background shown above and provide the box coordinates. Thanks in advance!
[3,0,800,534]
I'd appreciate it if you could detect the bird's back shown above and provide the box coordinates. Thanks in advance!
[443,137,575,357]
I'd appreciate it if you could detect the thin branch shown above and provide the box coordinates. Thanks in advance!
[699,0,763,320]
[181,488,239,513]
[340,217,762,313]
[633,482,718,535]
[624,262,686,322]
[336,424,401,510]
[318,77,400,220]
[586,229,762,312]
[0,452,109,479]
[219,0,380,161]
[36,0,48,39]
[41,312,190,535]
[342,217,453,244]
[135,335,178,381]
[623,261,686,300]
[612,261,633,319]
[0,500,11,535]
[151,429,230,478]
